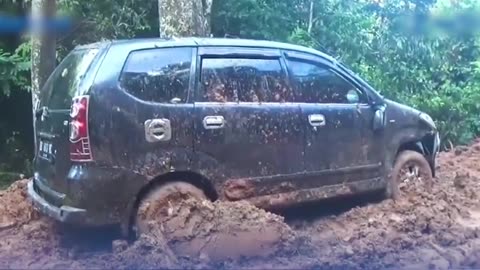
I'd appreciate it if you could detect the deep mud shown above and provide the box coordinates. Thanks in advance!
[143,198,297,261]
[1,140,480,269]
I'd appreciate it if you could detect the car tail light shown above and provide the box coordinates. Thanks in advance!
[69,95,93,162]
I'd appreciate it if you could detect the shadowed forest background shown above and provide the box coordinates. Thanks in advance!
[1,0,480,185]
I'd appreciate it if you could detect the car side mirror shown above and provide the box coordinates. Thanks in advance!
[373,106,386,131]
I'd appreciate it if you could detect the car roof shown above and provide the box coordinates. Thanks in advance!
[85,37,336,63]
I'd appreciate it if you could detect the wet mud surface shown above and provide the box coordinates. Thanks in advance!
[1,141,480,269]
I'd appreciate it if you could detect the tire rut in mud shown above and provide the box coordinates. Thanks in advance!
[1,140,480,269]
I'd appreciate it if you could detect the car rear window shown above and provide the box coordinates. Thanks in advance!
[41,48,100,109]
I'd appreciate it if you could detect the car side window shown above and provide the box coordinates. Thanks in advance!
[200,58,294,102]
[286,58,367,104]
[119,47,192,103]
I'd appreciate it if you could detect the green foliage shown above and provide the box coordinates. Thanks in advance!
[0,46,30,96]
[414,82,480,145]
[0,172,23,189]
[355,0,480,146]
[212,0,300,40]
[0,122,33,183]
[288,28,317,48]
[57,0,158,46]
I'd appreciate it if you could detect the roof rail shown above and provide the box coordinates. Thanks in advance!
[224,34,240,39]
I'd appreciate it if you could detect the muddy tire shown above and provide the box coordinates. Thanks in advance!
[387,150,433,200]
[134,181,207,237]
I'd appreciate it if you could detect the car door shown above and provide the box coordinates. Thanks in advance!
[193,47,304,198]
[113,46,196,172]
[284,51,383,186]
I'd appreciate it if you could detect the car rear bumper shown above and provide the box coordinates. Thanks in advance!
[29,164,147,229]
[27,179,88,224]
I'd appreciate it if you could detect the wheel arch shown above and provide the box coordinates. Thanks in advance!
[396,140,425,157]
[121,170,218,237]
[393,134,436,177]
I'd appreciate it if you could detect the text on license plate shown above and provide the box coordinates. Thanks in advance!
[39,140,54,158]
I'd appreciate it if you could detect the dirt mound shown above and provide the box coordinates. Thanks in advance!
[0,180,65,269]
[438,139,480,189]
[285,141,480,269]
[1,141,480,269]
[0,179,39,230]
[0,180,298,269]
[141,198,297,261]
[292,186,480,269]
[111,235,178,269]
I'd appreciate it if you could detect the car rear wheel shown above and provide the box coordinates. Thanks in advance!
[387,150,433,199]
[134,181,207,237]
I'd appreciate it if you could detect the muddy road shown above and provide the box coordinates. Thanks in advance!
[1,141,480,269]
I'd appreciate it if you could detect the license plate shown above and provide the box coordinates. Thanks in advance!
[38,140,54,160]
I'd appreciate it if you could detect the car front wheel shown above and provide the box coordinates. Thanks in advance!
[388,150,433,199]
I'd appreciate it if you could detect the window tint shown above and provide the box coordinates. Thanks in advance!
[200,58,293,102]
[120,47,192,103]
[287,59,366,104]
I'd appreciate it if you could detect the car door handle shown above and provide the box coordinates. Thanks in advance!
[203,115,225,129]
[308,114,326,127]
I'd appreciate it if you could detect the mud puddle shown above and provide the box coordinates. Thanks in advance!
[1,140,480,269]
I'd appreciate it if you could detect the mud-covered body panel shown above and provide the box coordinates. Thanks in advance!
[30,38,440,232]
[384,100,438,175]
[194,102,304,179]
[224,163,383,201]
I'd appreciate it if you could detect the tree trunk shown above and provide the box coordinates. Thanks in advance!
[158,0,212,38]
[308,0,314,34]
[31,0,56,149]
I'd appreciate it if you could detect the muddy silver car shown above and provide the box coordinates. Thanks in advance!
[27,38,440,237]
